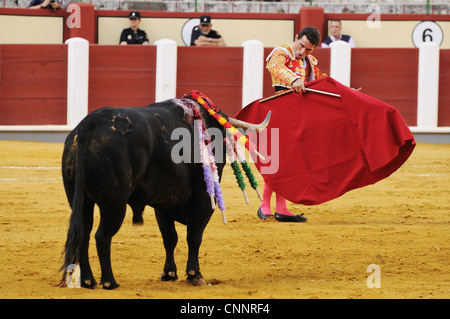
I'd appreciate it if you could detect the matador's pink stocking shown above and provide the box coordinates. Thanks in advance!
[260,184,273,216]
[275,193,295,216]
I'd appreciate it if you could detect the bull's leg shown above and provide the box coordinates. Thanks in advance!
[185,213,211,286]
[79,198,97,289]
[155,210,178,282]
[128,194,145,225]
[95,202,127,290]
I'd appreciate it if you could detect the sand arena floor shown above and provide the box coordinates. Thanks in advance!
[0,140,448,299]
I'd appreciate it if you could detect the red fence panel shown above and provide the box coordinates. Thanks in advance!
[0,44,448,129]
[88,45,156,112]
[0,44,67,125]
[177,46,243,116]
[351,48,418,126]
[439,50,450,126]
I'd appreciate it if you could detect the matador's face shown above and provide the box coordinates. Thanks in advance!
[293,35,315,60]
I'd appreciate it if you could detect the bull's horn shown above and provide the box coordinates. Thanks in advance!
[228,111,271,132]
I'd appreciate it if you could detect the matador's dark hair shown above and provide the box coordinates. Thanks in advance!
[298,26,321,47]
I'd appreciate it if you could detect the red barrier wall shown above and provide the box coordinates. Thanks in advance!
[0,44,448,128]
[0,44,67,125]
[176,46,243,116]
[88,45,156,111]
[439,50,450,126]
[351,48,419,126]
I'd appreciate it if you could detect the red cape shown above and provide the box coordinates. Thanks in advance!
[235,77,415,205]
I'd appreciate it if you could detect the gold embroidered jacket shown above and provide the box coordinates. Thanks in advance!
[266,43,327,89]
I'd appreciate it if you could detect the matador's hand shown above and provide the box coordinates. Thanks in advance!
[292,78,306,93]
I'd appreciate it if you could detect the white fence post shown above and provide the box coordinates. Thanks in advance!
[66,37,89,127]
[417,42,440,128]
[242,40,264,107]
[155,39,177,102]
[329,40,351,87]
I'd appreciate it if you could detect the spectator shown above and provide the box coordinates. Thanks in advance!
[322,20,355,48]
[119,11,149,45]
[190,15,226,47]
[27,0,64,9]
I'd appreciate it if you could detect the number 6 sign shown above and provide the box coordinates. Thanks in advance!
[412,21,443,47]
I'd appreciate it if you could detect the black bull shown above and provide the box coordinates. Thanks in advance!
[59,96,269,289]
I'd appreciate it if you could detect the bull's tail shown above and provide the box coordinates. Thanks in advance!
[58,129,89,287]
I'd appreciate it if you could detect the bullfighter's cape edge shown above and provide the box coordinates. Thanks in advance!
[235,77,416,205]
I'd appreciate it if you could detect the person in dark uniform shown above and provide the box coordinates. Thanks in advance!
[27,0,64,9]
[190,15,226,47]
[119,11,149,45]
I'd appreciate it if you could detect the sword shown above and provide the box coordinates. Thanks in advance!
[259,87,341,103]
[305,88,341,98]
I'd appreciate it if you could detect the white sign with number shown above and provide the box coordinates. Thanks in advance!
[412,21,443,47]
[181,18,201,46]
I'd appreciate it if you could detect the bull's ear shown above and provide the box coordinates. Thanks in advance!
[228,111,271,133]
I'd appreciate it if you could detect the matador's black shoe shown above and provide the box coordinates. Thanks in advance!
[257,207,273,220]
[274,213,307,223]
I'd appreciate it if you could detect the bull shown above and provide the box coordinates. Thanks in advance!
[59,92,270,289]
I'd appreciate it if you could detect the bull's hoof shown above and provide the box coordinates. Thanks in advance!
[81,278,97,289]
[186,272,206,286]
[100,280,120,290]
[161,271,178,282]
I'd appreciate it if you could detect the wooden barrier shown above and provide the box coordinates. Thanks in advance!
[0,6,449,135]
[351,48,419,126]
[439,49,450,126]
[88,45,156,111]
[176,46,243,116]
[0,44,67,125]
[4,44,443,128]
